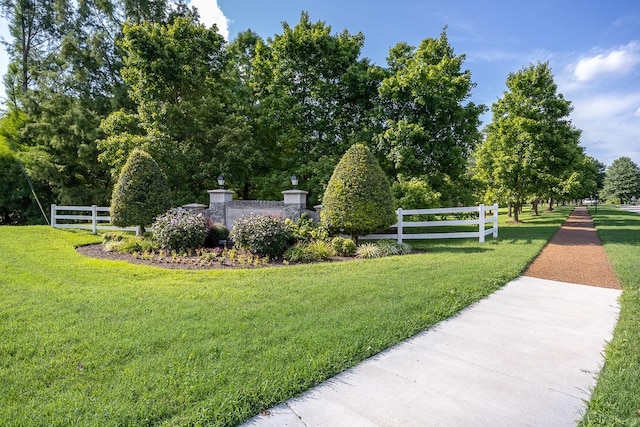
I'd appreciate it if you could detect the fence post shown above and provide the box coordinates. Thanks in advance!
[51,204,57,228]
[479,204,485,243]
[397,208,403,244]
[91,205,98,235]
[493,203,499,238]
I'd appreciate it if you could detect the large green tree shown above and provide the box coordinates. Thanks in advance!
[217,29,272,200]
[1,0,178,207]
[99,16,230,204]
[603,156,640,203]
[376,30,486,206]
[473,62,584,221]
[567,155,604,202]
[251,12,384,203]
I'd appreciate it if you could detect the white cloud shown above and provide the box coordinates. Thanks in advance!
[552,43,640,166]
[190,0,229,40]
[573,43,640,82]
[568,92,640,166]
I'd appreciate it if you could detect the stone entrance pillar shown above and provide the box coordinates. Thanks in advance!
[208,189,234,226]
[282,189,309,220]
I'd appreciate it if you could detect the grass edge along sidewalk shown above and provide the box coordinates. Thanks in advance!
[2,207,572,426]
[579,205,640,427]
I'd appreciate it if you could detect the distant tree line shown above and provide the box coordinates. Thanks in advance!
[0,2,604,224]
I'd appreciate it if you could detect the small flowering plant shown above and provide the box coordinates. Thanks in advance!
[151,209,208,251]
[229,213,294,258]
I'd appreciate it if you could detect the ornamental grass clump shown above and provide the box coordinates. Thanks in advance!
[376,239,412,256]
[284,240,335,262]
[330,236,356,256]
[356,240,412,259]
[151,209,208,251]
[230,213,294,258]
[355,242,384,259]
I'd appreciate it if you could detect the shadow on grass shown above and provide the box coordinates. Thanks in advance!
[416,245,490,254]
[510,217,569,225]
[595,228,640,246]
[591,206,640,246]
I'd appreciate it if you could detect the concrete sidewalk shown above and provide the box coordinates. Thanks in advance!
[243,277,621,426]
[619,205,640,214]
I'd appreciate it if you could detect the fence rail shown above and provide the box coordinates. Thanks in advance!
[51,203,498,242]
[51,204,139,234]
[361,203,499,243]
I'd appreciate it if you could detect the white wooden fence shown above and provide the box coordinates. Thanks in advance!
[361,203,499,243]
[50,204,139,234]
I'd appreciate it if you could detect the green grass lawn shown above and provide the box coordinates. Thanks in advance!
[1,207,572,426]
[580,205,640,426]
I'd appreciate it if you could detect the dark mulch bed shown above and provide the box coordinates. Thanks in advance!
[76,244,211,269]
[76,244,351,270]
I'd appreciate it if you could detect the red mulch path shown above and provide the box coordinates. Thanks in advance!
[523,206,621,289]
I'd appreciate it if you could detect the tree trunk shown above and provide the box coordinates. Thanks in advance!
[513,202,520,222]
[508,203,513,217]
[242,181,251,200]
[532,200,539,216]
[547,196,554,211]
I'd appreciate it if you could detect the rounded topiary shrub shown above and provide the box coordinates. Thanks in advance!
[321,143,396,242]
[230,213,293,258]
[151,209,207,251]
[111,148,170,235]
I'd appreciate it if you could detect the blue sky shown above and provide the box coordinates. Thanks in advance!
[2,0,639,167]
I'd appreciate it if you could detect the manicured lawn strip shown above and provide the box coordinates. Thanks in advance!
[580,206,640,426]
[0,208,570,426]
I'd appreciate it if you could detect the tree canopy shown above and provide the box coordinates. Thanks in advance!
[473,62,585,221]
[250,12,383,203]
[376,31,486,205]
[603,157,640,204]
[0,7,605,219]
[0,0,183,215]
[100,15,230,204]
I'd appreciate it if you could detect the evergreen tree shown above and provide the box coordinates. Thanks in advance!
[321,143,396,242]
[110,148,170,235]
[0,139,34,224]
[0,0,177,208]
